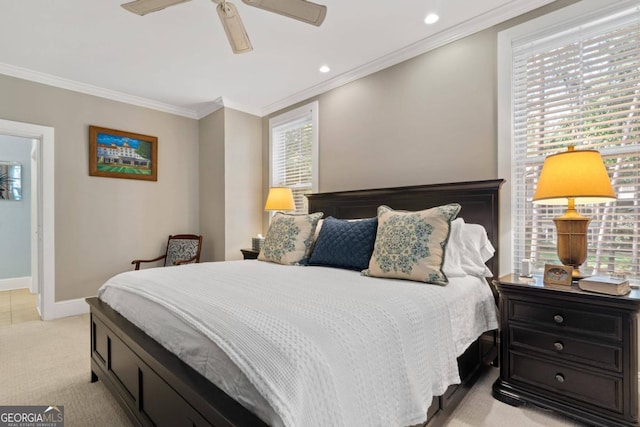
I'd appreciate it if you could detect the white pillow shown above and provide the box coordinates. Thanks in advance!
[460,221,494,278]
[443,218,495,278]
[442,218,467,278]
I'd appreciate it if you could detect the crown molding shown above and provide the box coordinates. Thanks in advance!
[1,0,556,120]
[194,97,261,119]
[0,62,199,119]
[218,100,262,118]
[260,0,556,116]
[193,97,226,119]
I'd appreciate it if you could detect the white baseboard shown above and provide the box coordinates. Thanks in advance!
[51,298,89,319]
[0,276,31,291]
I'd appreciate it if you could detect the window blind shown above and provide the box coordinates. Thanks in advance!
[512,7,640,279]
[270,106,316,214]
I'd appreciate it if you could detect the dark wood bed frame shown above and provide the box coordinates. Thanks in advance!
[86,178,504,427]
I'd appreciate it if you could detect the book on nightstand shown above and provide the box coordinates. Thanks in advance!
[578,276,630,296]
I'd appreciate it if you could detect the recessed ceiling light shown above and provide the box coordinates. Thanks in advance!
[319,65,331,73]
[424,13,439,24]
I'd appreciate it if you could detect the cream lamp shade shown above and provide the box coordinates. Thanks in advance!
[532,146,615,205]
[264,187,295,211]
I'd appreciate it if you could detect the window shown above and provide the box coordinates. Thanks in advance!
[500,2,640,279]
[269,101,319,214]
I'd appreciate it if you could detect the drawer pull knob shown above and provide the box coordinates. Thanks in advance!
[554,341,564,351]
[555,373,565,383]
[553,314,564,324]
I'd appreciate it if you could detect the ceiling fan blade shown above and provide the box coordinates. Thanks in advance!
[121,0,191,16]
[241,0,326,26]
[216,2,253,54]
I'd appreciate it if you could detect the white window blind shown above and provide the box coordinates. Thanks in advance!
[512,7,640,279]
[269,102,318,214]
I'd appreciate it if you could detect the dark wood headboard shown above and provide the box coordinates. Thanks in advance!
[307,179,505,278]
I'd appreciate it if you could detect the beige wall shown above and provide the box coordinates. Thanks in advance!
[199,107,262,262]
[199,108,226,262]
[223,108,263,260]
[0,74,199,301]
[262,0,578,199]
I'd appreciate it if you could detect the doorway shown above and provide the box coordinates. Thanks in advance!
[0,119,55,320]
[0,134,38,324]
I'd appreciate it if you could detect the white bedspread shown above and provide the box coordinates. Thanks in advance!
[98,261,497,427]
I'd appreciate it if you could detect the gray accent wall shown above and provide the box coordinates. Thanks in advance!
[0,134,31,279]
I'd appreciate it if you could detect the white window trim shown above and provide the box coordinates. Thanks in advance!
[497,0,639,276]
[268,101,319,210]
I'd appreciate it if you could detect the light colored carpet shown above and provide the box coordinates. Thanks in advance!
[0,315,583,427]
[0,315,131,427]
[444,366,581,427]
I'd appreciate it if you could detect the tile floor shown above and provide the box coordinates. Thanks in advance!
[0,288,40,326]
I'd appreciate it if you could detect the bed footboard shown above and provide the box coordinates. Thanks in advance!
[87,297,268,427]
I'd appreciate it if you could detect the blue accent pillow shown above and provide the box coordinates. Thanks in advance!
[308,216,378,271]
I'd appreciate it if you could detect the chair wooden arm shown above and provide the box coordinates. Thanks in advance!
[173,255,198,266]
[131,254,167,270]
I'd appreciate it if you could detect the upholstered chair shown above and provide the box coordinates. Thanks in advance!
[131,234,203,270]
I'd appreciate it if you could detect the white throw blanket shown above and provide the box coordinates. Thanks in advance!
[98,261,482,427]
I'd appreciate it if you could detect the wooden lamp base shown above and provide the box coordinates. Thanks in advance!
[554,206,590,279]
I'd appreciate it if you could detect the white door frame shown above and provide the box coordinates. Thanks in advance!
[0,119,55,320]
[30,140,38,295]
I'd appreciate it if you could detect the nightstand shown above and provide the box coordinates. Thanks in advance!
[492,274,640,426]
[240,248,260,259]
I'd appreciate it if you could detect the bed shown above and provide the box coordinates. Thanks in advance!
[86,178,504,427]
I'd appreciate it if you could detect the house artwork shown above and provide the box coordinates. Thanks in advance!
[96,133,152,175]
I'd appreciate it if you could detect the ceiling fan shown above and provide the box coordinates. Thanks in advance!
[121,0,327,54]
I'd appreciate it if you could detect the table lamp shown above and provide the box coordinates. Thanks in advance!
[532,146,616,278]
[264,187,295,212]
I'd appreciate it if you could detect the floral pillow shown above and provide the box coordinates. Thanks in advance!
[258,212,323,265]
[363,204,461,285]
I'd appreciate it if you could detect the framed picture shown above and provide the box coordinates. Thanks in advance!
[543,264,573,286]
[89,126,157,181]
[0,161,22,201]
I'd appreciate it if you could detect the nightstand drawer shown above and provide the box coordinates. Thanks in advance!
[509,299,622,340]
[510,326,622,372]
[510,352,623,413]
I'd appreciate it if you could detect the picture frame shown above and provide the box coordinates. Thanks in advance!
[0,161,22,201]
[89,126,157,181]
[543,264,573,286]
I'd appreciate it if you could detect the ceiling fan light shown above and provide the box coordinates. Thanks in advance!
[242,0,326,26]
[216,2,253,54]
[121,0,192,16]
